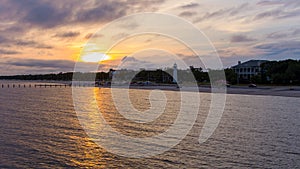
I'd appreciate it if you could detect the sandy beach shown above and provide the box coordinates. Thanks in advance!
[126,85,300,98]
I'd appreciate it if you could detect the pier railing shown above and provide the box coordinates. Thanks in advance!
[0,83,99,88]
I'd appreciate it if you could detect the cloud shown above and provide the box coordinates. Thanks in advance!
[266,28,300,39]
[230,35,256,43]
[0,35,52,49]
[0,35,11,44]
[0,58,76,75]
[292,29,300,35]
[0,0,75,28]
[23,4,70,28]
[253,9,282,20]
[179,11,197,17]
[6,59,75,69]
[193,3,249,23]
[257,0,300,7]
[253,1,300,21]
[55,31,81,38]
[255,41,300,58]
[119,56,157,70]
[179,2,200,9]
[266,32,288,39]
[256,0,284,6]
[15,40,53,49]
[75,1,128,23]
[0,49,21,55]
[0,0,167,28]
[0,0,299,75]
[125,0,165,12]
[111,33,130,41]
[1,57,116,74]
[84,33,104,40]
[121,56,138,62]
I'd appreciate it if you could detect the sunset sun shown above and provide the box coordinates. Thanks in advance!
[81,53,111,63]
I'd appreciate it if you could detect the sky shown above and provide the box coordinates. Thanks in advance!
[0,0,299,75]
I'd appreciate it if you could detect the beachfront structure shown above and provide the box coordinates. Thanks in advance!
[189,66,202,72]
[231,60,268,81]
[173,63,178,83]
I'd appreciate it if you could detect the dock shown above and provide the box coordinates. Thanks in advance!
[0,83,99,88]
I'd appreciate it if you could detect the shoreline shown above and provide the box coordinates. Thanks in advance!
[1,80,299,98]
[100,85,300,98]
[127,85,300,98]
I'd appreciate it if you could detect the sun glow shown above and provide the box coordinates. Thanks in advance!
[81,53,111,63]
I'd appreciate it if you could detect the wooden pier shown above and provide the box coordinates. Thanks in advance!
[34,84,71,88]
[0,83,99,88]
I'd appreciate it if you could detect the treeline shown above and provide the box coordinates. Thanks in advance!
[0,69,211,84]
[1,59,299,85]
[223,60,300,85]
[259,59,300,85]
[0,72,110,81]
[241,60,300,85]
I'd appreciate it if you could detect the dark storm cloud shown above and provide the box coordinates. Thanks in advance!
[55,31,81,38]
[230,35,256,43]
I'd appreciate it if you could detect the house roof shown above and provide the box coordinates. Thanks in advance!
[232,60,268,68]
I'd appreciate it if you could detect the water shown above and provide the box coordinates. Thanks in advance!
[0,82,299,168]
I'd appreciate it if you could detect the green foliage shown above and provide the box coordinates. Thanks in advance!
[261,59,300,85]
[1,59,299,85]
[224,68,237,84]
[0,72,109,81]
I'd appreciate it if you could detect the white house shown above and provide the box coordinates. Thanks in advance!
[231,60,268,80]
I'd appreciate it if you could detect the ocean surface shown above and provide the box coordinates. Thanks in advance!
[0,81,299,168]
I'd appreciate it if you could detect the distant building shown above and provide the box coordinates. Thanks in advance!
[231,60,268,81]
[189,66,202,72]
